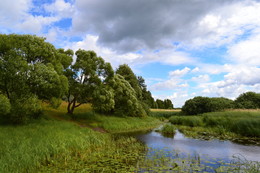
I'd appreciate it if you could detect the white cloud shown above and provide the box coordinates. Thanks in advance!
[150,79,188,91]
[191,74,210,83]
[44,0,75,18]
[169,67,190,77]
[228,32,260,65]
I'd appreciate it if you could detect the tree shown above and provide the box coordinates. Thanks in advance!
[0,34,71,123]
[182,96,212,115]
[116,64,142,99]
[65,50,114,115]
[156,99,165,109]
[210,97,234,111]
[164,99,174,109]
[111,74,147,117]
[234,92,260,109]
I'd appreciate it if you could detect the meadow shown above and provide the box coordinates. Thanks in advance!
[0,102,161,172]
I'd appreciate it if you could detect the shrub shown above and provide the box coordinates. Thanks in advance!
[0,94,11,117]
[10,95,42,124]
[182,96,212,115]
[234,92,260,109]
[160,124,176,136]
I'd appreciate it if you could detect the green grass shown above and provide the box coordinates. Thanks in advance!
[0,102,163,172]
[150,110,181,119]
[169,111,260,139]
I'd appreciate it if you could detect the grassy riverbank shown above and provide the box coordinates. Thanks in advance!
[0,103,161,172]
[169,110,260,143]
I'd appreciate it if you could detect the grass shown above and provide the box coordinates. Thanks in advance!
[168,110,260,141]
[150,109,181,120]
[1,103,259,172]
[0,102,163,172]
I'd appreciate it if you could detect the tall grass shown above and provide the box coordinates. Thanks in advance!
[169,111,260,138]
[0,119,147,172]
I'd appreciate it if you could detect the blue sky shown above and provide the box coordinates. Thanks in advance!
[1,0,260,107]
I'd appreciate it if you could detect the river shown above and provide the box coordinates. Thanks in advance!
[126,128,260,172]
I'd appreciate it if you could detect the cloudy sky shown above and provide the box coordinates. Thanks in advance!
[1,0,260,107]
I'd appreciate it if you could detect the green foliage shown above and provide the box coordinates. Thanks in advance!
[92,85,115,113]
[49,97,62,109]
[182,96,234,115]
[160,124,176,136]
[65,50,114,115]
[116,64,142,99]
[111,74,147,117]
[0,94,11,116]
[0,34,71,123]
[155,99,174,109]
[156,99,165,109]
[234,91,260,109]
[9,95,42,124]
[164,99,174,109]
[182,96,212,115]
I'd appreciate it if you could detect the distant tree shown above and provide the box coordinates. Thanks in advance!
[164,99,174,109]
[182,96,212,115]
[65,50,114,115]
[156,99,165,109]
[210,97,234,111]
[234,92,260,109]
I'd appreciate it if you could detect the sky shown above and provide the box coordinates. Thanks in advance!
[1,0,260,107]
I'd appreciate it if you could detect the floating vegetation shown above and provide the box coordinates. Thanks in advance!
[137,148,260,173]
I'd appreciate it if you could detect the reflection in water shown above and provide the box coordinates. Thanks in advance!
[135,130,260,162]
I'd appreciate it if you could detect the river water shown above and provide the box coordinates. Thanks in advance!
[134,130,260,163]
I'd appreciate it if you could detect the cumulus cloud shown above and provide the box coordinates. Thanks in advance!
[0,0,61,33]
[191,74,210,83]
[169,67,190,77]
[71,0,233,52]
[228,32,260,65]
[44,0,75,18]
[64,34,196,67]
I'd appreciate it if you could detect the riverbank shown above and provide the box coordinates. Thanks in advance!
[0,103,161,172]
[168,110,260,144]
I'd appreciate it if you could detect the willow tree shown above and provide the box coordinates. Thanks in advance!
[0,34,72,123]
[65,50,114,115]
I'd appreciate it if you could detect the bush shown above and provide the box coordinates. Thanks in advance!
[182,97,212,115]
[160,124,176,136]
[234,92,260,109]
[182,96,234,115]
[0,94,11,117]
[10,95,42,124]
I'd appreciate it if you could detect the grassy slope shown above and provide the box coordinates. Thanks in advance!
[0,102,161,172]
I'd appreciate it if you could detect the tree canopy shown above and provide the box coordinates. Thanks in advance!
[0,34,72,123]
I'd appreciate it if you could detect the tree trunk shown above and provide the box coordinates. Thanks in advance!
[67,98,82,116]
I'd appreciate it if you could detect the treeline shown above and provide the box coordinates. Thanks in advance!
[153,99,174,109]
[182,91,260,115]
[0,34,173,124]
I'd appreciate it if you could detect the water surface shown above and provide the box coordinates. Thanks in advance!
[135,129,260,162]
